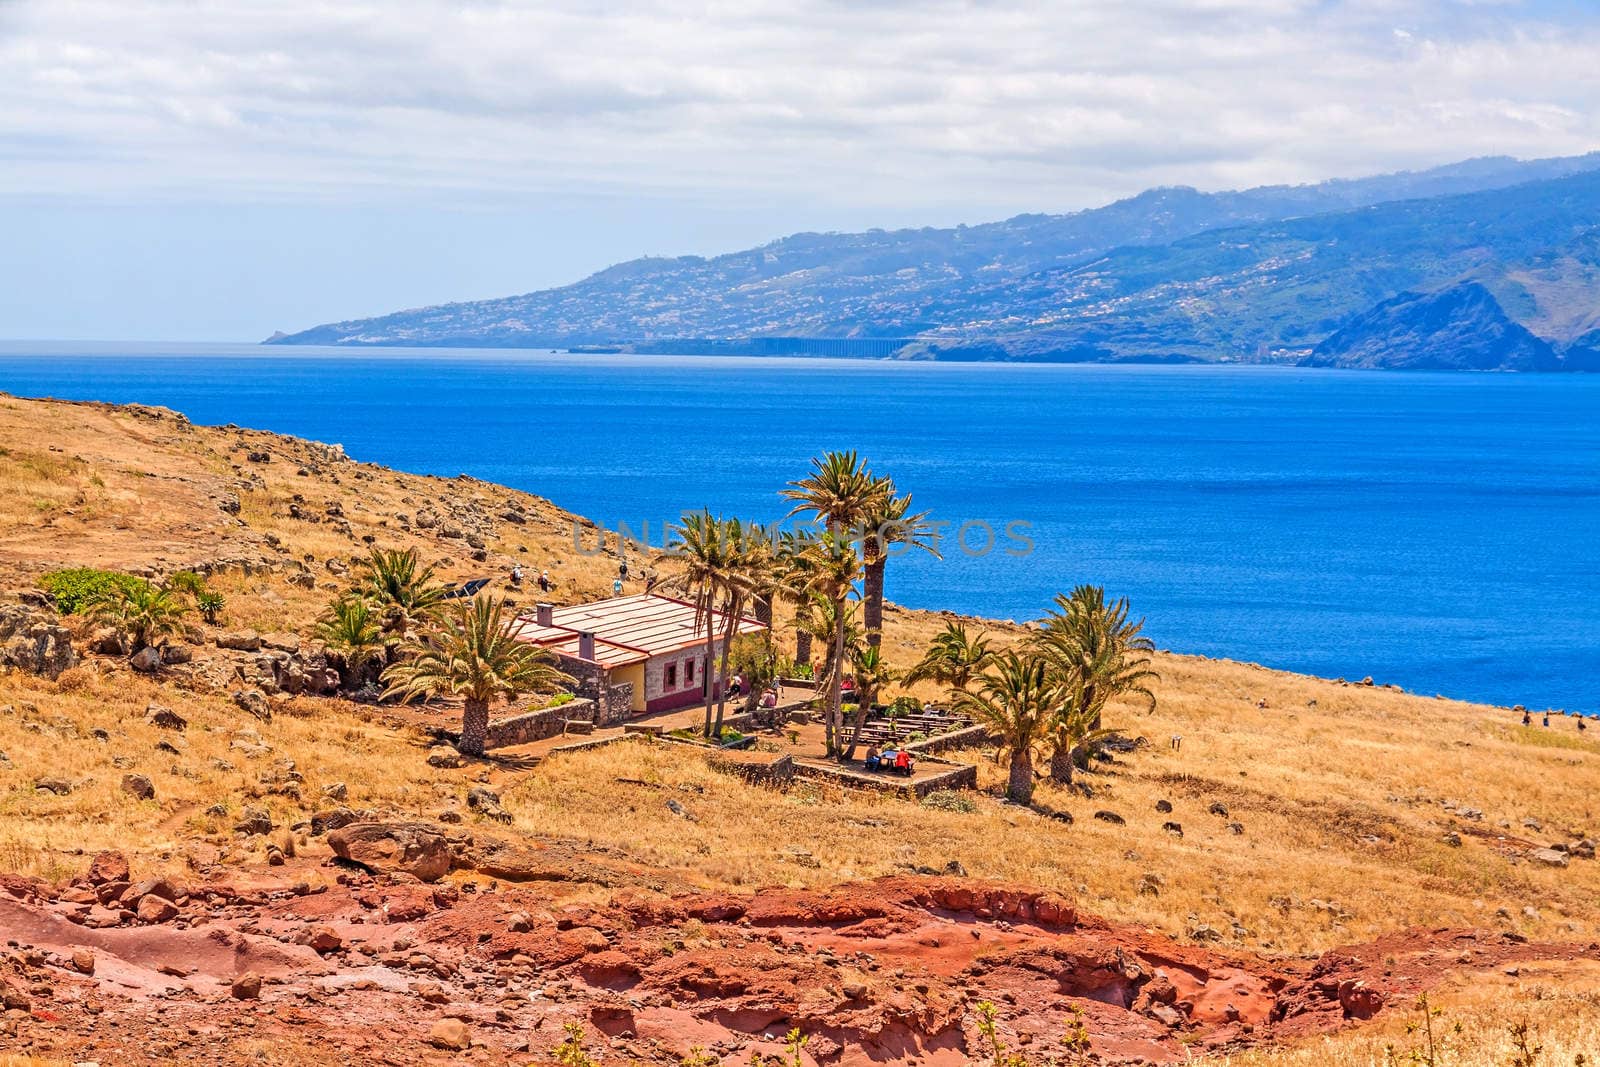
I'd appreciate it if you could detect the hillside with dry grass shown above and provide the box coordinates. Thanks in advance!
[1,393,1597,1066]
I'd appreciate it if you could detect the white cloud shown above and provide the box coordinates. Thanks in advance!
[1,0,1598,218]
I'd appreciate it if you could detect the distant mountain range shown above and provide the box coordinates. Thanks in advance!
[269,153,1600,370]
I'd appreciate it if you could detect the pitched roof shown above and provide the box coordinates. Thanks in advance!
[511,593,766,669]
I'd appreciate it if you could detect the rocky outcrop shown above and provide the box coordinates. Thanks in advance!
[1303,282,1560,371]
[0,605,78,679]
[326,822,457,883]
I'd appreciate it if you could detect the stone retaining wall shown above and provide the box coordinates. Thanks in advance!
[905,724,991,756]
[481,698,599,749]
[792,758,978,800]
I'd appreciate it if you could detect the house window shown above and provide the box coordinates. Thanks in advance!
[665,664,677,688]
[685,659,695,684]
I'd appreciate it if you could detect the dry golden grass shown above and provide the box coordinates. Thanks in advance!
[0,665,464,884]
[1218,961,1600,1066]
[503,678,1600,958]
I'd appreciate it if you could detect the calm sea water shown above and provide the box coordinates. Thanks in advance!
[3,341,1598,713]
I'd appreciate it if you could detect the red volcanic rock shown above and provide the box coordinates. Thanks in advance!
[1338,979,1385,1020]
[135,895,179,924]
[308,926,343,953]
[87,851,130,887]
[231,972,263,1000]
[327,822,453,883]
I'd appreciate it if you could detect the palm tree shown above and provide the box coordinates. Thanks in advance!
[1034,585,1159,782]
[382,595,572,757]
[708,519,769,739]
[792,530,864,756]
[669,511,743,738]
[859,488,940,650]
[781,450,887,535]
[317,594,385,690]
[955,650,1062,804]
[905,621,994,695]
[842,644,897,760]
[358,547,446,644]
[88,581,189,653]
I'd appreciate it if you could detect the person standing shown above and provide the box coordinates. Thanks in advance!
[509,564,524,588]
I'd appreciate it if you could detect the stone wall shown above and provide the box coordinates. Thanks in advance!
[482,697,599,749]
[905,724,990,756]
[791,757,978,799]
[600,682,633,726]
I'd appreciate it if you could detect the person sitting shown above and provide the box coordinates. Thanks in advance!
[761,687,777,708]
[864,746,881,771]
[894,750,912,775]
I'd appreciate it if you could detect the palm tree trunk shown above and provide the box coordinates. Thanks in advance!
[862,555,886,649]
[702,638,716,738]
[1049,741,1075,785]
[795,629,813,671]
[1008,748,1035,804]
[843,692,871,761]
[827,602,847,756]
[460,697,490,757]
[712,614,737,739]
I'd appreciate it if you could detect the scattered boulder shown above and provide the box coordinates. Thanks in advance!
[144,702,187,731]
[234,807,274,836]
[88,850,130,886]
[1529,848,1569,869]
[1338,979,1385,1019]
[232,689,272,721]
[0,605,79,679]
[136,895,179,923]
[426,746,465,769]
[161,643,194,665]
[1092,810,1125,825]
[34,776,73,796]
[129,646,163,673]
[467,786,512,824]
[308,926,343,954]
[70,949,96,975]
[1443,831,1463,847]
[1208,802,1229,817]
[1161,821,1183,838]
[327,822,453,883]
[428,1018,471,1051]
[216,629,263,652]
[323,782,349,801]
[1154,799,1173,813]
[231,972,263,1000]
[120,773,155,801]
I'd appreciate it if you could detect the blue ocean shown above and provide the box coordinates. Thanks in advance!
[3,341,1597,714]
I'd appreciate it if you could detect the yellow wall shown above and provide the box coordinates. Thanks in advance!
[613,662,647,712]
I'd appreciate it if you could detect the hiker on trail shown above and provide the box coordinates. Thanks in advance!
[619,558,629,580]
[538,569,552,593]
[1543,712,1551,728]
[1522,710,1533,727]
[509,564,523,588]
[613,577,623,596]
[1579,716,1588,732]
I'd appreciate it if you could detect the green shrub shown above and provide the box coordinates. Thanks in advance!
[922,790,977,814]
[41,568,148,614]
[718,728,744,743]
[544,691,575,709]
[167,570,208,596]
[195,590,225,624]
[889,695,922,716]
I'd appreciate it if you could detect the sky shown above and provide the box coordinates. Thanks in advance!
[3,0,1600,342]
